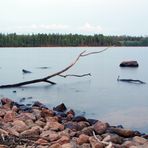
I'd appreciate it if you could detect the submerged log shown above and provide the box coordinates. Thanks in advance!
[117,76,146,84]
[120,61,139,67]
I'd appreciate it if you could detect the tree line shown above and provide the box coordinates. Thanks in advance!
[0,33,148,47]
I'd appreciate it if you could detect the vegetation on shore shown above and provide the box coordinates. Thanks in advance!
[0,33,148,47]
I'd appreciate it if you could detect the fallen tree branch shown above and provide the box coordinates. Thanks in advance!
[117,76,146,84]
[59,73,91,78]
[0,48,109,88]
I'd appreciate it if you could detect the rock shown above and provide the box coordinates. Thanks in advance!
[32,101,47,108]
[93,121,108,135]
[4,111,16,122]
[50,143,62,148]
[55,135,70,145]
[1,98,13,105]
[87,119,98,125]
[44,121,64,131]
[0,109,6,117]
[133,136,147,144]
[6,127,19,136]
[20,126,40,138]
[41,108,54,118]
[102,134,123,144]
[80,126,94,136]
[120,60,139,67]
[77,134,89,145]
[122,141,137,147]
[12,120,29,133]
[53,103,67,112]
[22,69,32,74]
[110,127,135,138]
[64,121,80,131]
[61,143,73,148]
[35,138,48,145]
[80,143,91,148]
[78,121,90,130]
[66,109,75,116]
[40,130,59,142]
[72,116,87,122]
[0,128,8,135]
[89,137,104,148]
[35,120,46,127]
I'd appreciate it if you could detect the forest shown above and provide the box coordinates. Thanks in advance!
[0,33,148,47]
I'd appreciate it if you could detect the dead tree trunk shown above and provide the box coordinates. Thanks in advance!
[0,47,109,88]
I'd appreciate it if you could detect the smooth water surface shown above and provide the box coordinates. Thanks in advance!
[0,47,148,133]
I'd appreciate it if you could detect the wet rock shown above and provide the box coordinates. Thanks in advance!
[133,136,147,144]
[110,127,135,138]
[32,101,47,108]
[53,103,67,112]
[120,60,139,67]
[77,134,89,145]
[87,119,98,125]
[64,121,80,131]
[93,121,108,135]
[12,119,29,133]
[72,116,87,122]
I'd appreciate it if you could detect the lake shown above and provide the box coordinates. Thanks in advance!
[0,47,148,133]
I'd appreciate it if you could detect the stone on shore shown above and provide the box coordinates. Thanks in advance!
[120,60,139,67]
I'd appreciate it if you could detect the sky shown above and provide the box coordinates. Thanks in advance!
[0,0,148,36]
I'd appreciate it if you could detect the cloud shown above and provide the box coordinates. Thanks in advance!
[17,24,69,30]
[78,23,103,34]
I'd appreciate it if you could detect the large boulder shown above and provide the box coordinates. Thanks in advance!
[120,61,139,67]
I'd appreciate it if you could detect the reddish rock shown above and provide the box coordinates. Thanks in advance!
[50,143,62,148]
[41,108,54,118]
[133,136,147,144]
[44,121,64,131]
[12,119,28,133]
[0,109,6,117]
[56,136,70,145]
[1,98,13,105]
[93,121,108,135]
[35,120,46,127]
[35,138,49,145]
[0,128,8,135]
[40,130,59,142]
[89,137,104,148]
[66,109,75,116]
[77,134,89,145]
[61,143,73,148]
[0,145,9,148]
[4,111,16,122]
[20,126,40,138]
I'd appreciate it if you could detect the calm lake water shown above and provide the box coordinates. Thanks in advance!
[0,47,148,133]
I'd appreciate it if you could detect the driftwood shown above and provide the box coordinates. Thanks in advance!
[0,47,109,88]
[117,76,146,84]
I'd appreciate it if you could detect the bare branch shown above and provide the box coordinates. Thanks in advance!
[59,73,91,78]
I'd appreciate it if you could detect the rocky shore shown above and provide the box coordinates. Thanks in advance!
[0,98,147,148]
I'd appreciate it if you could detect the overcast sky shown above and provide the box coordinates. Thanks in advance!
[0,0,148,36]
